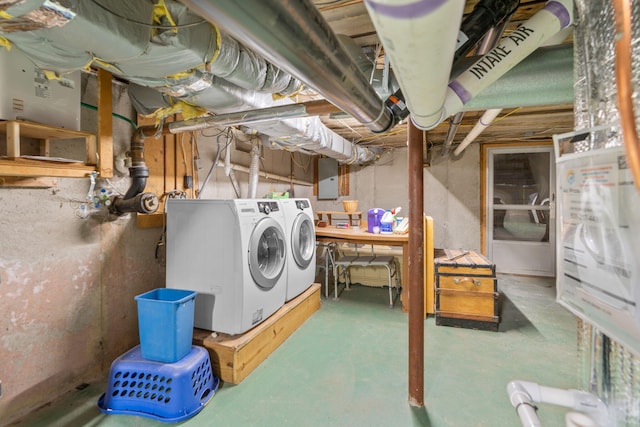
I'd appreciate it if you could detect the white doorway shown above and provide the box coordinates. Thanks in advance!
[485,146,556,276]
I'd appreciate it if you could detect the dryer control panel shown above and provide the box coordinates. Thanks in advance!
[295,199,310,209]
[257,201,280,214]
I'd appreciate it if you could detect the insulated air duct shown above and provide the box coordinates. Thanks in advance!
[178,0,394,133]
[443,18,512,157]
[442,0,574,123]
[364,0,466,130]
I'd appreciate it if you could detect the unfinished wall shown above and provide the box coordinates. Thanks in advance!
[316,146,481,251]
[0,73,164,423]
[0,72,314,425]
[424,145,481,251]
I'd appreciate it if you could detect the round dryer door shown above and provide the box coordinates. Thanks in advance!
[248,217,286,290]
[291,213,315,269]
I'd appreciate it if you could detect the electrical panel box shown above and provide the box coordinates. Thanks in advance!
[0,48,81,130]
[317,157,338,199]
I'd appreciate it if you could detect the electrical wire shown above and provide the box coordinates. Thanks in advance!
[290,151,312,173]
[89,0,208,29]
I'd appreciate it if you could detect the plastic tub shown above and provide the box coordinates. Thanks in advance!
[135,288,196,363]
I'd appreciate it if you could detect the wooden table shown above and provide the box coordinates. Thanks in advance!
[315,226,409,310]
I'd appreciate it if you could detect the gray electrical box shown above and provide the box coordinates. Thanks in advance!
[0,48,81,130]
[317,157,339,200]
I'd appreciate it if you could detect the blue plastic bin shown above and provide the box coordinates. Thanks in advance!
[98,345,219,422]
[135,288,196,363]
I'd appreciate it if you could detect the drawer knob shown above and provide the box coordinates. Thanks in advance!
[453,277,481,286]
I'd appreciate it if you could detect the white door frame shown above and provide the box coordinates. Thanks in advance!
[483,144,556,277]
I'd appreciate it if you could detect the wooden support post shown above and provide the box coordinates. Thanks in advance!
[39,138,50,157]
[408,120,425,407]
[97,69,113,177]
[7,120,20,158]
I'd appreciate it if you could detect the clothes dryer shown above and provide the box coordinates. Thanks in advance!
[166,199,287,335]
[281,198,316,301]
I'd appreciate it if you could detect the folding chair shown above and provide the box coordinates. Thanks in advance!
[315,241,336,298]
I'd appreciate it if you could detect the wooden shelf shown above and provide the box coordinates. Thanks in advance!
[0,69,114,180]
[316,210,362,226]
[0,120,97,178]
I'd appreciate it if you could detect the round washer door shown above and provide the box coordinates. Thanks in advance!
[248,217,286,290]
[291,213,316,269]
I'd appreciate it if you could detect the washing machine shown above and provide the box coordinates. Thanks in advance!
[281,198,316,301]
[165,199,287,335]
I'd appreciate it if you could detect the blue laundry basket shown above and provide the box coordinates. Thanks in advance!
[98,345,218,422]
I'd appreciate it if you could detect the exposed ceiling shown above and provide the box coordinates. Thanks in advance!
[309,0,575,151]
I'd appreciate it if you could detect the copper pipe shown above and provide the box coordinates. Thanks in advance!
[613,0,640,192]
[407,120,425,407]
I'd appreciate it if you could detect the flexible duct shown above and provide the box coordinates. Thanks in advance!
[163,100,341,134]
[178,0,394,133]
[0,0,370,167]
[364,0,466,130]
[129,82,376,165]
[442,0,574,124]
[506,381,609,427]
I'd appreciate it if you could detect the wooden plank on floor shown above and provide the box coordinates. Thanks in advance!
[193,283,321,384]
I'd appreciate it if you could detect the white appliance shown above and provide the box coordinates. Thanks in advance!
[281,198,316,301]
[0,48,80,130]
[166,198,287,335]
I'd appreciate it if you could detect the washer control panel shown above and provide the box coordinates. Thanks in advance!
[257,201,279,214]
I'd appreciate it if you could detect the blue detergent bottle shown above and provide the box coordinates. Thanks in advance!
[380,210,394,234]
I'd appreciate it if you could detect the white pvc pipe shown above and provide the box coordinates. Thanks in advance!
[453,108,502,156]
[222,143,242,198]
[442,0,574,121]
[506,381,609,427]
[215,162,312,187]
[247,142,260,199]
[364,0,465,130]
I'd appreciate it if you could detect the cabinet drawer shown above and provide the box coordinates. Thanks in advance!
[437,275,496,292]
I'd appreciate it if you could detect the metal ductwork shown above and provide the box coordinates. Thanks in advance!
[0,0,379,165]
[177,0,395,134]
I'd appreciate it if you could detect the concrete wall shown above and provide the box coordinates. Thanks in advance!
[0,73,314,424]
[315,146,482,251]
[0,74,165,423]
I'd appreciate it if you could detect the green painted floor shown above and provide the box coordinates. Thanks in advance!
[16,274,578,427]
